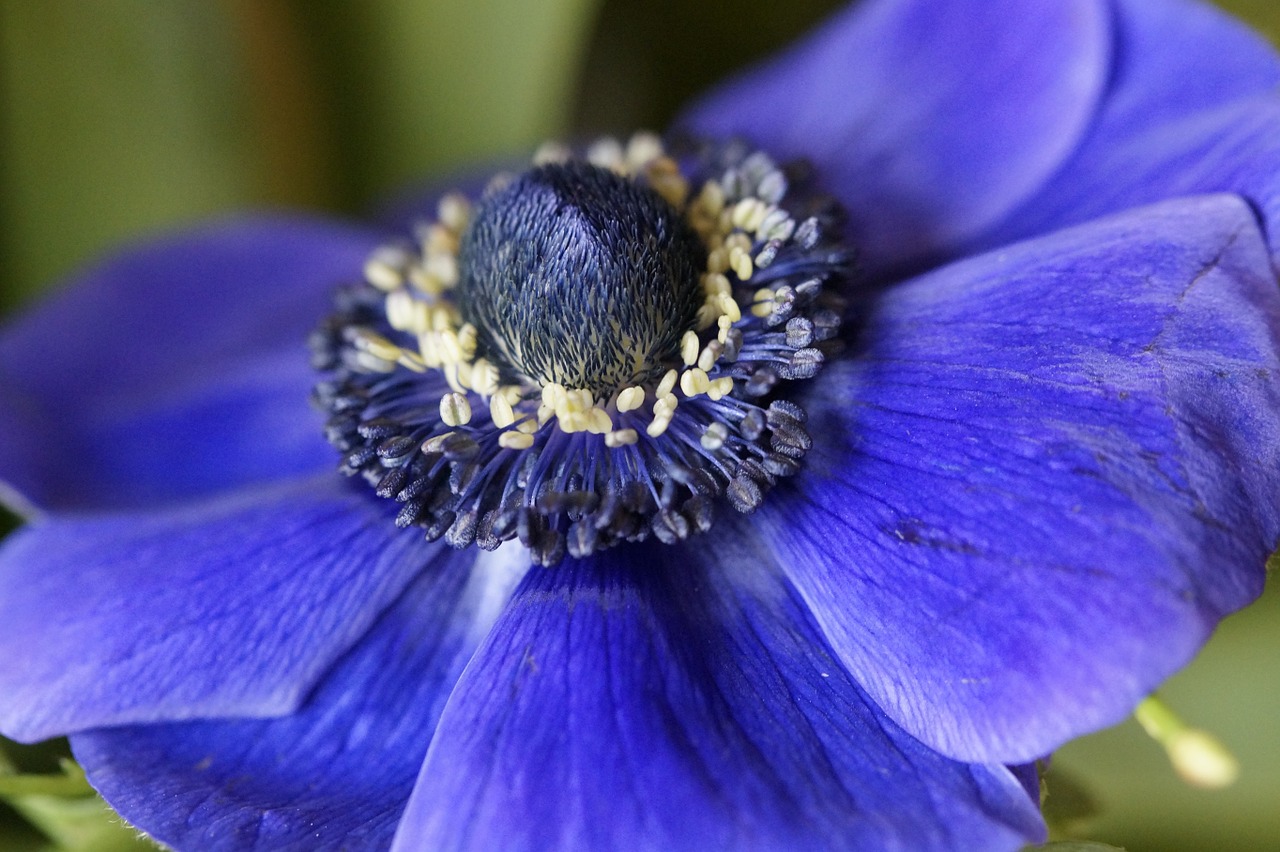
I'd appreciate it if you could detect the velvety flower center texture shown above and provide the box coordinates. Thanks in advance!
[460,160,705,395]
[311,135,852,564]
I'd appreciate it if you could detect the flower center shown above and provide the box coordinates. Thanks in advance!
[458,161,704,397]
[311,134,852,565]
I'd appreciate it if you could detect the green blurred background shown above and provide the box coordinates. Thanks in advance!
[0,1,1277,849]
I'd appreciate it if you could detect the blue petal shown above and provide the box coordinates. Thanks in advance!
[69,546,528,852]
[763,194,1280,763]
[392,533,1045,851]
[1099,0,1280,115]
[0,216,381,513]
[680,0,1109,276]
[980,0,1280,262]
[0,475,447,743]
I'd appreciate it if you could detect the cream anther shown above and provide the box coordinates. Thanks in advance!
[489,394,516,428]
[616,385,646,412]
[701,422,729,451]
[605,428,639,448]
[680,368,711,398]
[440,392,472,427]
[499,431,535,450]
[681,331,701,366]
[656,369,678,399]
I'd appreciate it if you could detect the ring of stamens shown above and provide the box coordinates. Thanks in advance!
[312,132,851,565]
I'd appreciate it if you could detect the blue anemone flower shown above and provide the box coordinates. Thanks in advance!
[2,0,1279,849]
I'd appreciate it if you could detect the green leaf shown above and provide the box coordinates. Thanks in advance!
[7,794,155,851]
[0,760,92,799]
[0,745,153,850]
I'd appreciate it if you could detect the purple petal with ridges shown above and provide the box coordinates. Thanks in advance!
[981,0,1280,262]
[681,0,1108,275]
[764,194,1280,763]
[0,216,381,513]
[0,475,448,743]
[70,546,528,852]
[393,534,1044,851]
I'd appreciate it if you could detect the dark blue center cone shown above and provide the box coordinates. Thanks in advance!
[457,161,705,396]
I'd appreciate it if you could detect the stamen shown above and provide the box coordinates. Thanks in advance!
[311,134,853,564]
[439,392,472,427]
[498,432,535,450]
[681,331,700,366]
[489,394,516,429]
[680,368,711,398]
[1134,695,1240,789]
[655,369,678,399]
[616,386,646,412]
[607,428,639,448]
